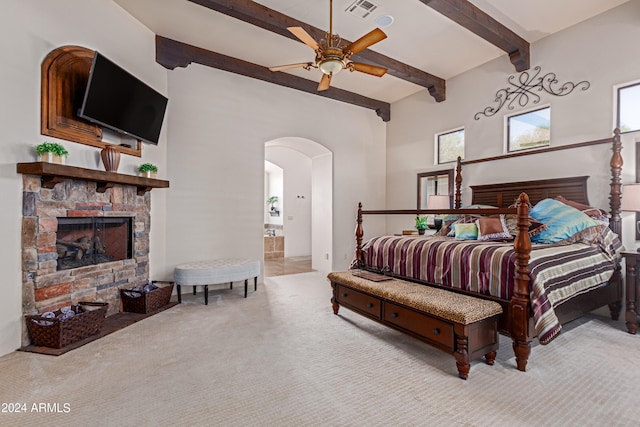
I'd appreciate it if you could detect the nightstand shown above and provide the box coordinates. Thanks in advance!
[398,229,438,236]
[622,252,640,334]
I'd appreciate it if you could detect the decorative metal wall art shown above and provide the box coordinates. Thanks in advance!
[474,66,590,120]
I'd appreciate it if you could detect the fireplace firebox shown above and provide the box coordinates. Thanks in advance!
[56,217,133,270]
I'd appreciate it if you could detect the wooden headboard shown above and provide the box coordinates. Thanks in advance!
[470,176,590,208]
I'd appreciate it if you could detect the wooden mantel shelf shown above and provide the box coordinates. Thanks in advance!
[17,162,169,195]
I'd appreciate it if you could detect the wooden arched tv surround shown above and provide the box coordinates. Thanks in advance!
[41,46,142,157]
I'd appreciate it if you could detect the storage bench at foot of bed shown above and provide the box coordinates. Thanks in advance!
[328,271,503,379]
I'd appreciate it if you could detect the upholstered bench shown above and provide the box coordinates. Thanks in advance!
[328,271,503,379]
[174,259,260,305]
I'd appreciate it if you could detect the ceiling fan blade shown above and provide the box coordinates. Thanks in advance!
[287,27,320,50]
[344,28,387,55]
[269,62,313,72]
[350,62,387,77]
[318,73,332,91]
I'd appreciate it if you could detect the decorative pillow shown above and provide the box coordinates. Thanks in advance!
[530,198,601,243]
[454,223,478,239]
[504,215,548,237]
[476,215,512,241]
[554,196,610,222]
[441,213,462,223]
[445,215,481,237]
[436,219,457,236]
[556,223,607,245]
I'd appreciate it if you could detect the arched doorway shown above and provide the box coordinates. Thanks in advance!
[264,137,332,276]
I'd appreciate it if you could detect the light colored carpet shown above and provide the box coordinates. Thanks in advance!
[0,272,638,427]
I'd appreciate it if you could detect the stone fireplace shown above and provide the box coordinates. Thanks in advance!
[21,172,153,344]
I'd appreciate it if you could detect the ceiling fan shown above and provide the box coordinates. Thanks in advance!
[269,0,388,91]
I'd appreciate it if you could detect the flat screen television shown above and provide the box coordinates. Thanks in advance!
[78,52,168,145]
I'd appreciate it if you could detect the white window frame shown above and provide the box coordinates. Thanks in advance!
[614,80,640,134]
[504,105,551,153]
[434,127,465,165]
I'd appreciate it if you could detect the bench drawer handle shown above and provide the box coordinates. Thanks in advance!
[366,303,374,308]
[342,293,348,298]
[433,328,440,335]
[391,312,398,318]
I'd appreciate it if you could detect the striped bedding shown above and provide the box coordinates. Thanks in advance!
[360,228,623,344]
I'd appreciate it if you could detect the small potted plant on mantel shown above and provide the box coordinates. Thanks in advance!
[138,163,158,178]
[35,142,68,164]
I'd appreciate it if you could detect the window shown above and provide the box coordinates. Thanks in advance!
[436,128,464,164]
[507,106,550,152]
[617,82,640,133]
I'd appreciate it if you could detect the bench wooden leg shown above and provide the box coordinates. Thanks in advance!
[204,285,208,305]
[193,286,196,295]
[254,277,257,291]
[244,279,248,298]
[177,284,182,303]
[330,282,340,314]
[230,281,233,290]
[484,351,497,366]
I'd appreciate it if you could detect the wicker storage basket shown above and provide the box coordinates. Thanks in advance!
[120,281,174,314]
[26,301,108,349]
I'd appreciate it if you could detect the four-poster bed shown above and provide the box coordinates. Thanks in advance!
[339,130,624,372]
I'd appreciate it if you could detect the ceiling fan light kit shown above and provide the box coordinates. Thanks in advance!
[318,55,345,75]
[269,0,387,91]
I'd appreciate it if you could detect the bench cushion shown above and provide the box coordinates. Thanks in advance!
[175,259,260,285]
[328,271,502,325]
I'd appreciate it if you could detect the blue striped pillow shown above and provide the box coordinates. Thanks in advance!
[530,198,600,243]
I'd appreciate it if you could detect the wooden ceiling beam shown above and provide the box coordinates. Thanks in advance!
[156,36,391,122]
[417,0,529,71]
[187,0,446,102]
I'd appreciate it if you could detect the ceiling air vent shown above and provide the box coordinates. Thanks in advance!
[345,0,379,19]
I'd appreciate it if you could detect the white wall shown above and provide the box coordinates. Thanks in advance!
[164,63,386,279]
[387,1,640,252]
[0,0,168,357]
[313,153,333,273]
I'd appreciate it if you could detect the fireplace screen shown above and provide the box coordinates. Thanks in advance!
[56,217,133,270]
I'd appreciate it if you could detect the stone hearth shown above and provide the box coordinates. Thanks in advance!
[21,174,151,344]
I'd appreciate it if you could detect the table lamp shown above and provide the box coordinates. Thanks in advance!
[427,194,450,231]
[622,183,640,250]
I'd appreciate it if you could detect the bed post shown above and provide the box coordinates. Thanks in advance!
[354,202,364,268]
[455,156,462,208]
[511,192,532,372]
[609,128,623,237]
[609,128,623,320]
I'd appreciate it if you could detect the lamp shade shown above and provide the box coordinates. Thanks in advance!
[622,184,640,212]
[427,194,450,210]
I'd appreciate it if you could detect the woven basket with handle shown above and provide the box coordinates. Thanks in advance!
[26,301,108,349]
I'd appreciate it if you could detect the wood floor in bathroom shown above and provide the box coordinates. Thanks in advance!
[263,256,314,277]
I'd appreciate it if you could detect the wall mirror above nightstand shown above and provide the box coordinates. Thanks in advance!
[417,169,454,210]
